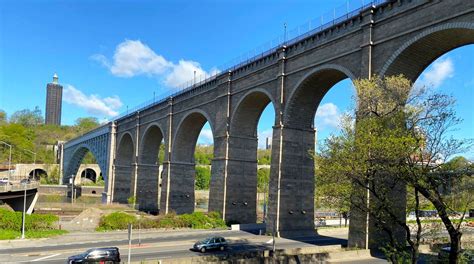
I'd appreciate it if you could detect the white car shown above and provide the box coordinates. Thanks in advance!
[0,178,10,185]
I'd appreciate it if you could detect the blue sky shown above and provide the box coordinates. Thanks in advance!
[0,0,472,158]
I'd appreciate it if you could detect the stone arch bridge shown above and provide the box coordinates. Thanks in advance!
[62,0,474,249]
[4,163,101,185]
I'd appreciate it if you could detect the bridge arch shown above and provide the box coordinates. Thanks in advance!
[164,110,214,214]
[219,89,276,223]
[230,89,277,136]
[113,132,135,203]
[381,22,474,81]
[284,64,355,129]
[172,110,215,163]
[266,64,355,235]
[79,168,98,183]
[65,144,106,184]
[137,123,165,214]
[29,168,47,181]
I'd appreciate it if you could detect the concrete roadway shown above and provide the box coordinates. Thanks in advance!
[0,228,386,263]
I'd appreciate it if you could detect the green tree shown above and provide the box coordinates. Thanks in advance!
[75,117,100,135]
[257,149,271,165]
[81,152,97,164]
[257,168,270,193]
[0,110,6,124]
[10,106,44,127]
[0,123,35,163]
[317,75,473,263]
[194,145,213,165]
[195,166,211,190]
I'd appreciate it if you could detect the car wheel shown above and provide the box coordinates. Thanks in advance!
[219,246,225,251]
[200,247,206,253]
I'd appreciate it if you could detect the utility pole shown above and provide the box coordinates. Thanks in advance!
[21,181,27,239]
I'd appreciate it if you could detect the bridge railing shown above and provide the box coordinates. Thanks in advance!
[113,0,392,122]
[0,181,40,193]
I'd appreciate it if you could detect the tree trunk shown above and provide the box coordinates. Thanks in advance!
[416,187,462,264]
[448,231,462,264]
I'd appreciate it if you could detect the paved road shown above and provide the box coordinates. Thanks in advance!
[0,228,386,263]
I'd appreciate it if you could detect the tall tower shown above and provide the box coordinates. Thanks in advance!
[45,73,63,125]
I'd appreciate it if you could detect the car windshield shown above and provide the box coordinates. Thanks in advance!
[198,238,212,244]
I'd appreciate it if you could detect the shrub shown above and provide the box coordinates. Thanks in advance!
[0,208,58,230]
[127,196,136,205]
[157,213,186,228]
[137,217,159,229]
[97,211,136,231]
[179,212,226,229]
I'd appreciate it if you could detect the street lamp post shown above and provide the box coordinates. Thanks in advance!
[0,141,12,182]
[21,181,27,239]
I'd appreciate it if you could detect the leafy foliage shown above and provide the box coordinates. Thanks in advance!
[97,211,226,231]
[96,211,137,231]
[316,75,473,264]
[194,145,213,165]
[0,110,101,164]
[9,106,44,127]
[0,208,59,230]
[195,166,211,190]
[257,149,271,165]
[257,168,270,193]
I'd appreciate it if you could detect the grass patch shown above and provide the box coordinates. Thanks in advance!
[406,217,473,224]
[0,229,68,240]
[0,208,65,240]
[0,208,59,230]
[97,211,227,231]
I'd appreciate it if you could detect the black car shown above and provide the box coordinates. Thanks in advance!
[192,236,228,253]
[67,247,120,264]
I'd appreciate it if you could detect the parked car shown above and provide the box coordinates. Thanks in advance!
[314,218,327,227]
[0,178,9,184]
[67,247,120,264]
[192,236,228,253]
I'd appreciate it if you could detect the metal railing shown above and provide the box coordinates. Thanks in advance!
[0,181,40,193]
[113,0,391,122]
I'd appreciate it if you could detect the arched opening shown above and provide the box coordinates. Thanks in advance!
[383,26,474,82]
[267,66,354,235]
[313,78,354,227]
[221,90,275,224]
[29,168,48,181]
[382,24,474,178]
[80,168,97,183]
[169,111,213,214]
[137,125,164,214]
[408,44,474,216]
[67,148,103,187]
[194,124,213,213]
[113,133,135,204]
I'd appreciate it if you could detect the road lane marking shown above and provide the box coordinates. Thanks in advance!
[31,253,61,262]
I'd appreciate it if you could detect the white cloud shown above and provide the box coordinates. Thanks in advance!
[419,57,454,88]
[63,85,123,117]
[198,129,214,144]
[258,129,273,149]
[91,39,218,89]
[315,103,341,129]
[165,60,207,88]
